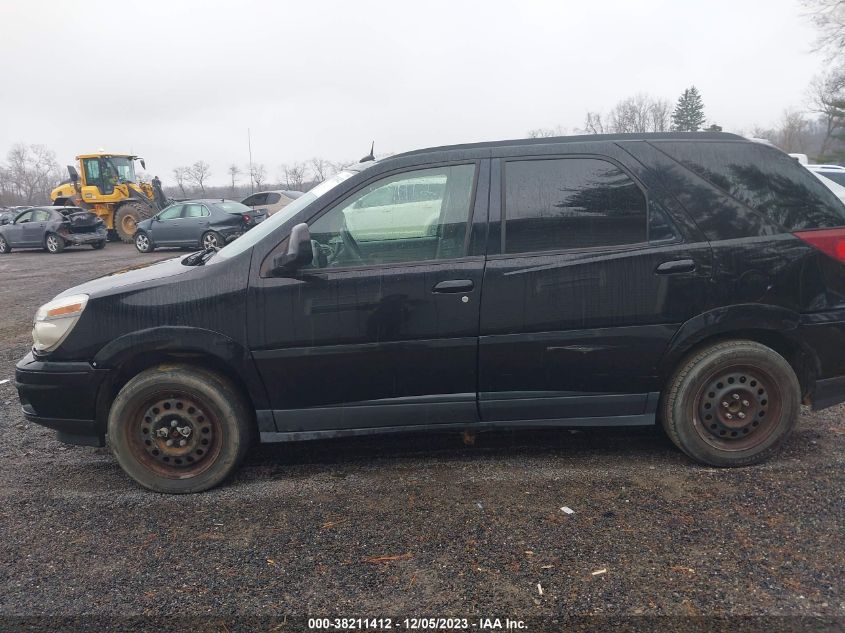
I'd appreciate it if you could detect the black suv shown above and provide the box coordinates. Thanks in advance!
[15,133,845,492]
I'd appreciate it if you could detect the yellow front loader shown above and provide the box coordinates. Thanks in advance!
[51,152,167,243]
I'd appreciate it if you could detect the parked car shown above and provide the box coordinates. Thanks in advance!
[806,163,845,188]
[241,190,303,217]
[0,206,107,254]
[798,164,845,205]
[16,132,845,493]
[133,199,265,252]
[0,209,19,226]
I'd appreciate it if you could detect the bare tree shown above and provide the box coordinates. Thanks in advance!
[227,163,241,195]
[527,125,566,138]
[581,95,671,134]
[3,143,62,204]
[281,162,308,191]
[248,163,266,190]
[804,0,845,55]
[309,157,331,183]
[808,69,845,158]
[328,159,355,176]
[187,161,211,194]
[610,94,672,133]
[172,167,188,197]
[650,98,673,132]
[776,110,813,153]
[583,112,606,134]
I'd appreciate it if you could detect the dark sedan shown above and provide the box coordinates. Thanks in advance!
[0,206,107,254]
[133,199,264,252]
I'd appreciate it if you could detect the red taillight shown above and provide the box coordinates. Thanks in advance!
[793,228,845,263]
[243,214,251,224]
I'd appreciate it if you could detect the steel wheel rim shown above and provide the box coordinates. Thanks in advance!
[127,391,223,479]
[47,236,58,251]
[203,233,219,248]
[122,214,137,235]
[693,363,782,451]
[136,234,149,251]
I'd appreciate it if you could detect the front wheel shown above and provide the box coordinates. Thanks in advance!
[91,240,106,250]
[45,233,65,254]
[108,365,254,493]
[662,340,800,467]
[134,231,154,253]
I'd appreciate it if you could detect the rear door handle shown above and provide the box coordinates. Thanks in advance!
[655,259,696,274]
[432,279,474,293]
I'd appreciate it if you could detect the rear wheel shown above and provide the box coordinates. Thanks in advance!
[114,202,153,243]
[45,233,65,254]
[662,340,800,467]
[91,240,106,250]
[134,231,154,253]
[108,365,254,493]
[201,230,223,249]
[0,235,10,254]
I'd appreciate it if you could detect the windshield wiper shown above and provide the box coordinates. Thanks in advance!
[182,245,218,266]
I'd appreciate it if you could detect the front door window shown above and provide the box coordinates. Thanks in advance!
[307,164,476,268]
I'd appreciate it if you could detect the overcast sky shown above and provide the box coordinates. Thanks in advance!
[0,0,827,186]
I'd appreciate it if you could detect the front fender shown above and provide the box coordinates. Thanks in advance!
[92,326,270,410]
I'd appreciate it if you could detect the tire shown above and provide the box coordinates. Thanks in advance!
[108,364,254,493]
[662,340,800,467]
[114,201,154,243]
[91,240,106,250]
[45,233,65,254]
[134,231,154,253]
[201,230,223,249]
[0,235,10,254]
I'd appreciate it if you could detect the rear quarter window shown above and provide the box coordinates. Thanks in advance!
[653,141,845,231]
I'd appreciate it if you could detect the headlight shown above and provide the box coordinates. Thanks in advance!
[32,294,89,353]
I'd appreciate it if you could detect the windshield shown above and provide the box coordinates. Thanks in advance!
[104,156,136,183]
[213,170,357,260]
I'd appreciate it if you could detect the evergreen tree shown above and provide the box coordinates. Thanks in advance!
[671,86,707,132]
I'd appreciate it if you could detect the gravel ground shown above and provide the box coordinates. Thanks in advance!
[0,243,843,632]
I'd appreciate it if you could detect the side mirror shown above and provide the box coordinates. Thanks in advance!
[273,223,313,274]
[140,159,146,170]
[0,218,9,225]
[68,165,79,183]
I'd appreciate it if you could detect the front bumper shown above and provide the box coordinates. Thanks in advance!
[15,352,110,446]
[62,228,107,246]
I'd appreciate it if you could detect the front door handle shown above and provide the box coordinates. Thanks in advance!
[432,279,474,293]
[655,259,696,274]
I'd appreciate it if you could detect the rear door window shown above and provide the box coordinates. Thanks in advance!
[503,158,648,253]
[182,204,208,218]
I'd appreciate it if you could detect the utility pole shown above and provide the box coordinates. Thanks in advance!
[247,128,254,195]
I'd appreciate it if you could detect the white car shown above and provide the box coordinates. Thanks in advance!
[803,164,845,205]
[806,164,845,188]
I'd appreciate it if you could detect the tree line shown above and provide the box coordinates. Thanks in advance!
[164,157,358,200]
